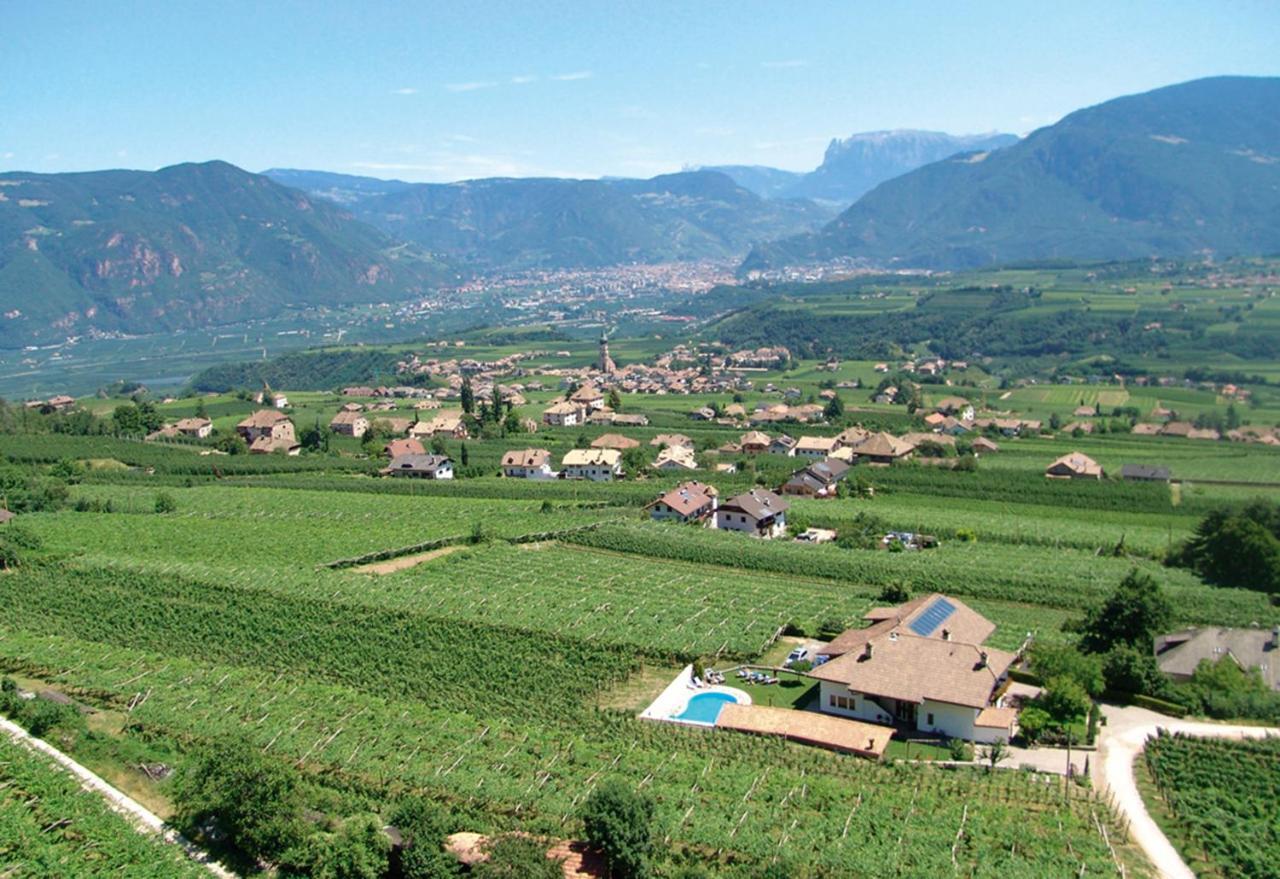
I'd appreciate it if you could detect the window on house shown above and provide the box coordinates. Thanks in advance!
[829,694,836,707]
[927,713,934,726]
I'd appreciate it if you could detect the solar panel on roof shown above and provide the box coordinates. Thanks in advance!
[908,597,956,637]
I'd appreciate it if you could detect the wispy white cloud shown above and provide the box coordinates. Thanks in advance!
[2,152,13,159]
[390,87,418,95]
[446,81,499,93]
[695,126,735,137]
[116,149,129,158]
[761,59,807,69]
[510,74,537,84]
[551,70,594,81]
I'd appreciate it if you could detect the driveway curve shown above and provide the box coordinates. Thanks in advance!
[1093,704,1279,879]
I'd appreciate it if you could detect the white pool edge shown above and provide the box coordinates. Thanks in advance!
[639,665,752,727]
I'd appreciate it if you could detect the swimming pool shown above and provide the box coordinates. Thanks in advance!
[673,691,740,725]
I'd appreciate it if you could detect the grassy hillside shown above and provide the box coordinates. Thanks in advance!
[0,161,453,347]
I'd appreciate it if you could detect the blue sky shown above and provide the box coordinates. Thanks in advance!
[5,1,1278,181]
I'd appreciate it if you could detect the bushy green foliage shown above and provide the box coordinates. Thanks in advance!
[1173,499,1280,594]
[472,835,563,879]
[581,780,657,879]
[1173,656,1280,722]
[1077,569,1173,654]
[392,798,461,879]
[285,814,391,879]
[172,740,308,863]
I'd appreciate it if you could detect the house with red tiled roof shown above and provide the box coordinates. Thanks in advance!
[501,448,555,479]
[648,481,718,524]
[811,594,1018,743]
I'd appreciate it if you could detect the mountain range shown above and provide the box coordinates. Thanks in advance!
[706,130,1019,205]
[2,76,1277,348]
[0,161,451,346]
[262,168,834,270]
[744,76,1280,271]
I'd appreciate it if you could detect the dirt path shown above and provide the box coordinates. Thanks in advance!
[1093,704,1279,879]
[352,545,462,574]
[0,715,236,878]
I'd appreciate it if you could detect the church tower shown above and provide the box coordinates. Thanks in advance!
[597,330,617,375]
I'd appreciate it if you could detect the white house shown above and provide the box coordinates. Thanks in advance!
[714,489,789,538]
[561,448,622,481]
[380,454,454,479]
[793,436,840,459]
[811,594,1018,743]
[654,445,698,471]
[648,481,717,524]
[543,401,585,427]
[501,448,555,479]
[175,417,213,439]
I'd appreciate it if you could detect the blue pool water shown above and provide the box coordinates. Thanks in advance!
[674,692,739,725]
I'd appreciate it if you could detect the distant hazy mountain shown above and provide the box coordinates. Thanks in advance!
[260,168,416,204]
[788,130,1020,204]
[269,168,835,270]
[0,161,451,346]
[744,77,1280,271]
[706,131,1018,205]
[698,165,805,199]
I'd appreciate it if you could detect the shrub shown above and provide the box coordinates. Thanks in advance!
[581,780,656,879]
[947,738,973,761]
[154,492,177,514]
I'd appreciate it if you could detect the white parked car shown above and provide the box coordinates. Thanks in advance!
[784,647,810,667]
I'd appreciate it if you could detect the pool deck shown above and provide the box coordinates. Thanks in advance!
[639,665,752,726]
[716,703,891,760]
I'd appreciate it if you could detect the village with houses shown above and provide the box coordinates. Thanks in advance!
[4,324,1280,878]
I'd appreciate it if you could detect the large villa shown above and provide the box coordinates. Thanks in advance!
[645,592,1022,755]
[811,594,1020,744]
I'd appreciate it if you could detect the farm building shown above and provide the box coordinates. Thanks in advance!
[501,448,555,479]
[648,481,718,524]
[237,410,299,455]
[714,489,789,538]
[781,458,850,498]
[654,445,698,471]
[569,384,606,411]
[850,432,915,466]
[329,410,370,438]
[650,433,694,450]
[739,431,771,455]
[542,401,585,427]
[1045,452,1103,479]
[591,433,640,451]
[562,448,622,482]
[381,454,454,479]
[769,434,798,456]
[811,594,1018,743]
[1121,464,1170,482]
[794,436,841,459]
[1155,626,1280,691]
[385,438,426,459]
[175,417,212,438]
[972,437,1000,454]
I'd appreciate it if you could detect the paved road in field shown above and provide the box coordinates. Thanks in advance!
[1092,704,1279,879]
[0,714,235,878]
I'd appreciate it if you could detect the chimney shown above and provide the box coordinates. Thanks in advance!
[978,651,989,669]
[862,642,874,660]
[942,628,951,641]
